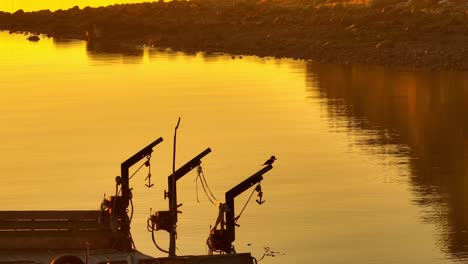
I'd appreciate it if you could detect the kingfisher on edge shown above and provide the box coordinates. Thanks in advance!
[262,156,277,166]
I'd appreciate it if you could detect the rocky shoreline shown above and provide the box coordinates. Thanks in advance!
[0,0,467,70]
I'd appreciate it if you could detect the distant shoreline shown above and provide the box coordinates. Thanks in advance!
[0,0,467,71]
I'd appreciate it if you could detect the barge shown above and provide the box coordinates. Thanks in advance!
[0,122,274,264]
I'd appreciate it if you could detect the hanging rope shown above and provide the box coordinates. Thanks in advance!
[234,183,260,224]
[195,173,200,203]
[200,165,217,201]
[194,165,218,205]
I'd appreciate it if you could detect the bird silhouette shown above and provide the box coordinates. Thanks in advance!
[262,156,277,166]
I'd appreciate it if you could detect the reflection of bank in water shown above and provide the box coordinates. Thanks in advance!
[305,61,468,260]
[86,23,144,56]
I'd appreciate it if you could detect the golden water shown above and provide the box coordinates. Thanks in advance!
[1,31,467,263]
[0,0,158,13]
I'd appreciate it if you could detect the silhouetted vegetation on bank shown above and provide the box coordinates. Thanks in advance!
[0,0,467,70]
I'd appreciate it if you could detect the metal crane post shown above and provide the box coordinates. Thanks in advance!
[225,165,273,249]
[167,147,212,256]
[120,137,164,204]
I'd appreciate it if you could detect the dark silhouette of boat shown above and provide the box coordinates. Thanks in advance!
[0,130,274,264]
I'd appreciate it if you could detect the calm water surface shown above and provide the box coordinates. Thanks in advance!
[1,31,468,264]
[0,1,156,13]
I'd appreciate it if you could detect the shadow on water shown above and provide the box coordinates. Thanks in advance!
[49,35,145,63]
[304,61,468,259]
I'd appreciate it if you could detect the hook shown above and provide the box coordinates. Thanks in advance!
[145,156,154,188]
[145,173,154,188]
[256,195,265,205]
[256,184,265,205]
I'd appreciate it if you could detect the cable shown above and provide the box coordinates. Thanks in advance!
[195,165,218,205]
[152,229,170,254]
[129,198,134,223]
[129,230,136,250]
[195,174,200,203]
[198,166,217,201]
[147,218,155,232]
[199,176,216,205]
[234,184,259,224]
[256,254,266,262]
[147,217,170,254]
[129,155,151,180]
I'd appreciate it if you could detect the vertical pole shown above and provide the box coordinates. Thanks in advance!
[169,117,180,257]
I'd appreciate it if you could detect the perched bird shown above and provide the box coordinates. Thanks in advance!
[262,156,277,166]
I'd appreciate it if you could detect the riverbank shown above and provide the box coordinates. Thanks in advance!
[0,0,467,70]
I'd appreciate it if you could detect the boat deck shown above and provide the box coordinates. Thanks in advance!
[0,250,254,264]
[0,249,153,264]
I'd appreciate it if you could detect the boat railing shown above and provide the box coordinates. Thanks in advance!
[0,210,118,250]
